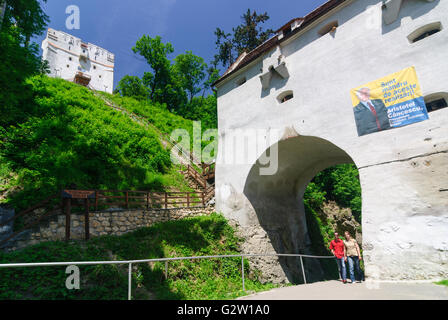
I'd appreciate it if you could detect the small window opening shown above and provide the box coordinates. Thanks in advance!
[93,65,96,70]
[318,21,338,36]
[236,77,246,87]
[413,29,440,42]
[425,97,447,112]
[69,57,72,61]
[408,22,442,43]
[67,64,69,68]
[277,90,294,104]
[281,94,293,103]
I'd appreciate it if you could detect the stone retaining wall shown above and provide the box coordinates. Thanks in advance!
[3,206,214,251]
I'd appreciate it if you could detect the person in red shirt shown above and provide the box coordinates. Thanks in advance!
[329,232,347,283]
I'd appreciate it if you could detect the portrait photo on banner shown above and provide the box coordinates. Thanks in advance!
[350,66,429,137]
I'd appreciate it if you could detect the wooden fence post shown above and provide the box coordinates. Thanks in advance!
[165,192,168,209]
[95,190,98,212]
[125,191,129,209]
[146,192,150,210]
[84,198,90,240]
[202,192,205,207]
[65,198,71,241]
[187,193,190,207]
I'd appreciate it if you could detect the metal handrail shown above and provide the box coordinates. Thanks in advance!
[0,252,335,300]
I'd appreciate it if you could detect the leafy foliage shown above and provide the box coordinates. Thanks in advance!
[0,76,186,211]
[213,9,274,69]
[310,164,362,222]
[303,164,362,279]
[98,91,216,157]
[0,213,278,300]
[173,51,207,103]
[114,75,148,100]
[436,280,448,287]
[176,95,218,130]
[0,0,50,127]
[2,0,49,47]
[131,35,187,109]
[117,35,218,127]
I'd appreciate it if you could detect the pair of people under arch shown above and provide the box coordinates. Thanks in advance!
[329,231,364,284]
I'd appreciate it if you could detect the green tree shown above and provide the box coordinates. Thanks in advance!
[0,0,49,127]
[2,0,49,47]
[115,75,148,100]
[132,35,174,101]
[173,51,207,103]
[130,35,187,110]
[214,9,274,69]
[233,9,274,56]
[202,62,220,99]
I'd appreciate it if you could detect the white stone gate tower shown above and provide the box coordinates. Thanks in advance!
[214,0,448,282]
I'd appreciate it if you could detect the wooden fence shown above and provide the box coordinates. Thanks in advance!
[0,188,215,246]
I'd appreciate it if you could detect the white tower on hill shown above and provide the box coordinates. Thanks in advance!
[41,28,115,93]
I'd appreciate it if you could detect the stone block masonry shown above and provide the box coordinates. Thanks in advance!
[3,206,214,251]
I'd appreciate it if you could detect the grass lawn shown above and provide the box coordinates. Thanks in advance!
[0,213,279,300]
[435,280,448,287]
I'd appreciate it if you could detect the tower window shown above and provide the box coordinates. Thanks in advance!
[426,98,447,112]
[277,90,294,104]
[318,20,338,36]
[424,93,448,112]
[408,22,442,43]
[236,77,246,87]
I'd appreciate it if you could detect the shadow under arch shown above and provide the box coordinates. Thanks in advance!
[243,134,357,284]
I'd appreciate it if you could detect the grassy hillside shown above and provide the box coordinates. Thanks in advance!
[0,213,278,300]
[97,92,217,161]
[98,91,196,138]
[0,75,195,211]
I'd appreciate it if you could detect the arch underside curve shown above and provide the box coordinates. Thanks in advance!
[243,135,356,283]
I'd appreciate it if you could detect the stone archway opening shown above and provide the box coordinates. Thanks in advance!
[243,134,361,284]
[303,163,363,282]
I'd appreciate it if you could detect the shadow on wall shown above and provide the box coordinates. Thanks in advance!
[382,0,441,35]
[243,134,356,284]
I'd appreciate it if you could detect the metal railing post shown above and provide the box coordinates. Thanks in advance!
[241,255,245,291]
[0,253,337,300]
[300,255,307,284]
[128,262,132,300]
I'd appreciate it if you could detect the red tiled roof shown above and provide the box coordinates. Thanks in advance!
[213,0,347,86]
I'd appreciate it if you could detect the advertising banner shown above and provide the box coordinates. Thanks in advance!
[350,66,428,136]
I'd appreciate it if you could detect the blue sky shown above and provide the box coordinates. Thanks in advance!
[35,0,327,89]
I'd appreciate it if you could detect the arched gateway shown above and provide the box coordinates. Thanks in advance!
[214,0,448,282]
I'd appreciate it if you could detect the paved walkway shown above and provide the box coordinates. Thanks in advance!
[239,280,448,300]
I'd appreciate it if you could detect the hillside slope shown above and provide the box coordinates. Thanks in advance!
[0,76,195,211]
